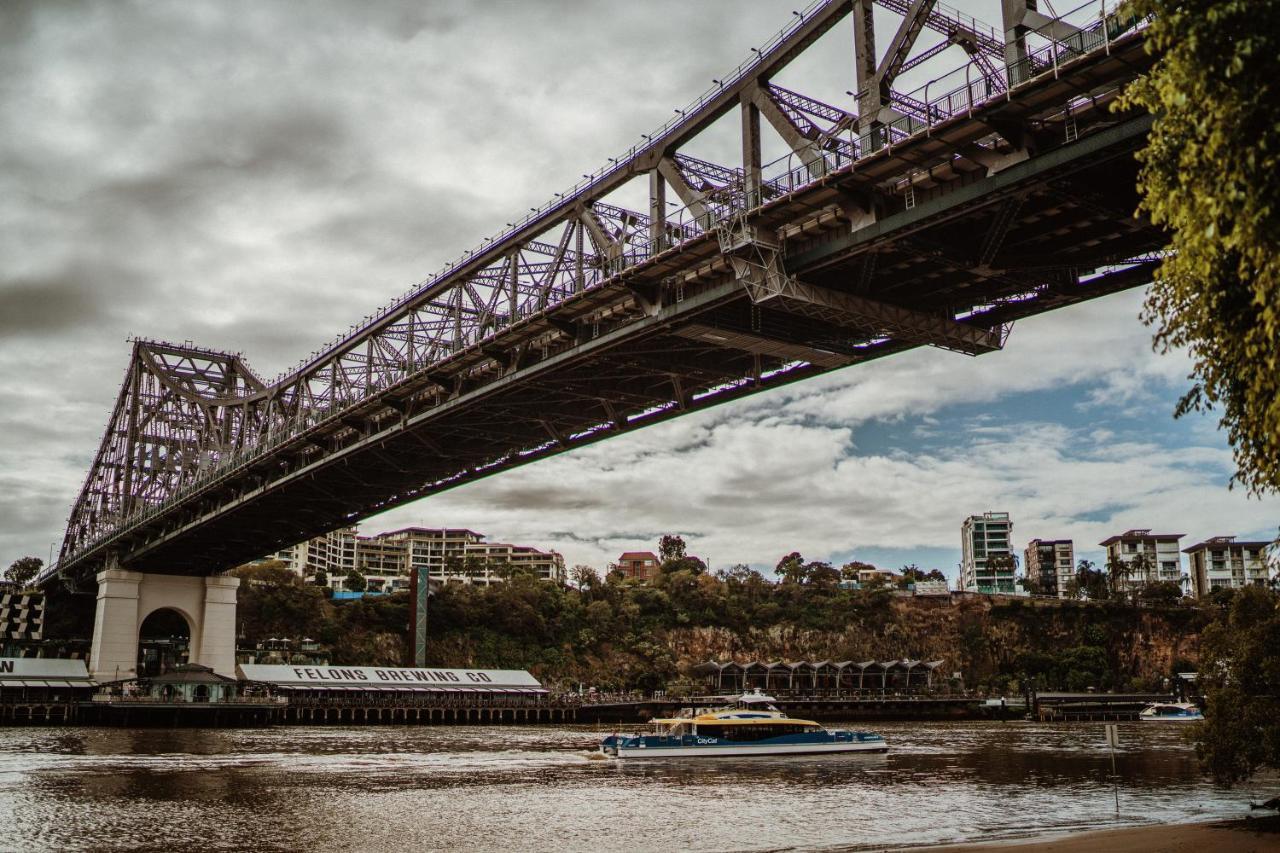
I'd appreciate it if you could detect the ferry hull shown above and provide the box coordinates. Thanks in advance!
[1138,715,1202,723]
[609,740,888,759]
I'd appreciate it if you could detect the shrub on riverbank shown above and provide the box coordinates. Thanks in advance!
[1193,585,1280,784]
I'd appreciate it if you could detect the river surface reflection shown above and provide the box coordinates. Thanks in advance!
[0,721,1272,851]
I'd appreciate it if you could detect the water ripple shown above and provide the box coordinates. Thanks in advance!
[0,721,1272,852]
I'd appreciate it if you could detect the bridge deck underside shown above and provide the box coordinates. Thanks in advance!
[62,36,1164,580]
[127,130,1159,574]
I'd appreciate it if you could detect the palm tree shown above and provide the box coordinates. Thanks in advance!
[1106,556,1134,600]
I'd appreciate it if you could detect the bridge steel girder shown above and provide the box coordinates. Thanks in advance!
[785,114,1156,275]
[46,5,1161,587]
[745,277,1004,355]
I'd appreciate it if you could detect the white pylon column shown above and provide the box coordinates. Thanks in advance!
[88,569,241,681]
[89,568,143,682]
[197,576,240,676]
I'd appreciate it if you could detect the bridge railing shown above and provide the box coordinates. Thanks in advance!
[756,3,1147,203]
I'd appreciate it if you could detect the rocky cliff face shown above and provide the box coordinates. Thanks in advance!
[418,590,1208,692]
[657,596,1207,690]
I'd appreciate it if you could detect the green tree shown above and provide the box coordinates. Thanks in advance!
[4,556,42,587]
[775,552,808,584]
[232,561,299,587]
[658,534,687,564]
[1204,586,1237,609]
[1071,559,1109,600]
[571,564,600,591]
[1194,585,1280,783]
[984,553,1018,594]
[1106,556,1134,600]
[1138,580,1184,606]
[443,554,464,578]
[805,561,841,589]
[840,560,878,582]
[462,554,487,582]
[313,569,328,588]
[344,569,367,593]
[1121,0,1280,494]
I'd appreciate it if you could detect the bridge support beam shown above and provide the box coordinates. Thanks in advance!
[743,276,1007,356]
[88,569,240,681]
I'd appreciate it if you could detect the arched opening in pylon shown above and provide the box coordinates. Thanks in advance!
[137,607,192,678]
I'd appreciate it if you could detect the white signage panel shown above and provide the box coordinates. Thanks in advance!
[0,658,91,681]
[237,664,541,689]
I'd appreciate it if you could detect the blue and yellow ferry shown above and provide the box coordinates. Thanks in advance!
[599,692,888,759]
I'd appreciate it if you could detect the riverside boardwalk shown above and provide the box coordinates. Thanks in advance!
[576,692,994,725]
[0,660,578,727]
[1032,691,1175,722]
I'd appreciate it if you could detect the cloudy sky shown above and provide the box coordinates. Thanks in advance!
[2,1,1275,581]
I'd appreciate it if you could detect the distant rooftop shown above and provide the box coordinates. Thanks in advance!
[1183,536,1274,553]
[1099,530,1185,546]
[371,527,486,540]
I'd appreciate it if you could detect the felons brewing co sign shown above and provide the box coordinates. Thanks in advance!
[236,664,542,690]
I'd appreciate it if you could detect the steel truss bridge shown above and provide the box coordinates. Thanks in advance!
[46,0,1164,587]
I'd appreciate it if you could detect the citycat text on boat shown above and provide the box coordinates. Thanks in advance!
[600,691,888,759]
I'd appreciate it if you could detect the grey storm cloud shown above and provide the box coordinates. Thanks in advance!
[1,1,1276,572]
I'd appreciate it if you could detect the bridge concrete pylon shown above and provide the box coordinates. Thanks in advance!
[88,569,240,680]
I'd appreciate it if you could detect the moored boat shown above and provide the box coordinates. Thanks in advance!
[1138,701,1203,722]
[599,691,887,759]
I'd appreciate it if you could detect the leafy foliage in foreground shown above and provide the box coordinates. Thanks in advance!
[1194,586,1280,783]
[1122,0,1280,494]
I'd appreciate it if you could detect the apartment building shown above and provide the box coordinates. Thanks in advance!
[1184,536,1273,598]
[1099,529,1185,594]
[356,535,411,575]
[370,528,562,585]
[259,526,357,580]
[960,512,1016,593]
[463,540,566,584]
[371,527,485,580]
[616,551,660,581]
[262,526,564,590]
[1024,539,1075,598]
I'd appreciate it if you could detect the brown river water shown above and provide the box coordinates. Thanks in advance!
[0,721,1274,851]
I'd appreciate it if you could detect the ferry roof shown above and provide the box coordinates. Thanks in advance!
[653,714,820,726]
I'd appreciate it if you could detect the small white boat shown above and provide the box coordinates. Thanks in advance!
[1138,702,1203,722]
[599,691,887,759]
